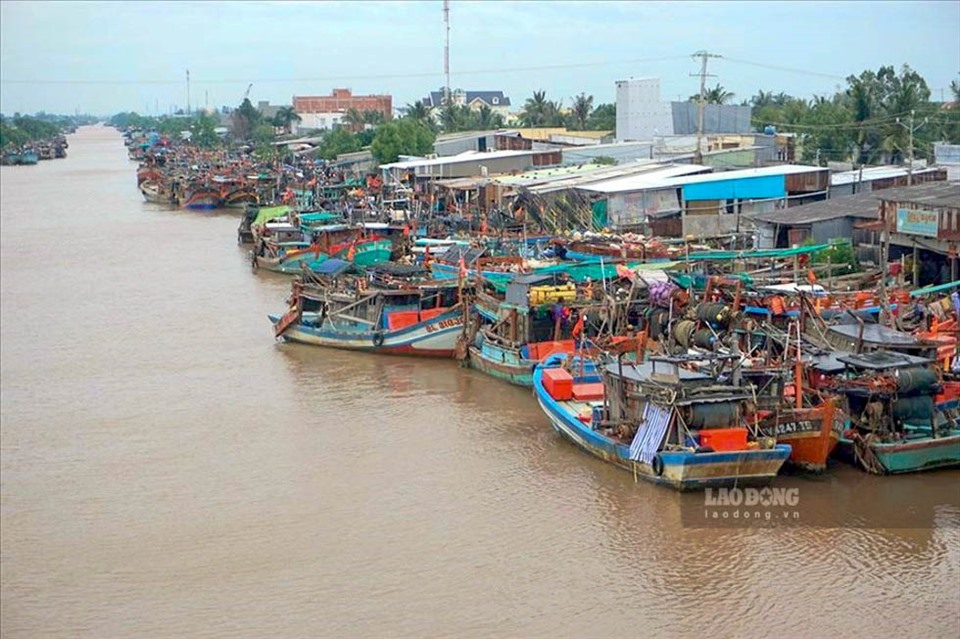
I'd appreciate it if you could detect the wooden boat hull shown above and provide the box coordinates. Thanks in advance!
[254,252,326,274]
[332,240,393,267]
[467,343,537,386]
[269,310,464,357]
[764,401,840,473]
[836,430,960,474]
[223,189,259,209]
[533,364,791,491]
[140,182,173,204]
[180,189,222,210]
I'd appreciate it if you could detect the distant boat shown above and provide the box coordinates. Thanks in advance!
[222,184,259,209]
[179,183,221,210]
[140,180,175,205]
[19,148,39,165]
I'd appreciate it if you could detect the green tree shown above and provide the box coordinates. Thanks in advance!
[520,90,550,126]
[319,128,361,160]
[362,110,386,128]
[586,103,615,130]
[405,100,431,122]
[342,108,365,133]
[231,98,261,140]
[370,119,435,164]
[690,84,734,105]
[475,104,503,130]
[190,112,220,149]
[440,104,473,133]
[272,106,301,134]
[571,93,594,130]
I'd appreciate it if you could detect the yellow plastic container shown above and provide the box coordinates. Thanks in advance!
[528,284,576,306]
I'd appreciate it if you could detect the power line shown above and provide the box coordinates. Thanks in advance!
[752,111,926,130]
[722,57,847,81]
[0,55,692,86]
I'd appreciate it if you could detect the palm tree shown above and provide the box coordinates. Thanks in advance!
[362,110,385,128]
[706,84,734,104]
[689,84,734,105]
[440,104,472,133]
[571,93,594,130]
[405,100,431,122]
[272,106,301,134]
[520,90,550,127]
[475,104,503,131]
[342,108,364,132]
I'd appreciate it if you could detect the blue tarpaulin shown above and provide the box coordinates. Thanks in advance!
[308,258,352,276]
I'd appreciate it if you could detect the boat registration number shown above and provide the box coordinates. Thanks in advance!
[425,316,463,333]
[776,420,817,435]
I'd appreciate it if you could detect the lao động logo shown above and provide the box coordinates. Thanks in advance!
[684,487,802,527]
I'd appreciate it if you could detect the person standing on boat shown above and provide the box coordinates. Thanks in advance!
[552,298,570,341]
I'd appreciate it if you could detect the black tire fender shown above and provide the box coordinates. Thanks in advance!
[652,454,664,476]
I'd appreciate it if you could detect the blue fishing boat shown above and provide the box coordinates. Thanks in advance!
[533,353,791,491]
[466,272,631,386]
[271,271,469,358]
[826,351,960,474]
[19,147,39,165]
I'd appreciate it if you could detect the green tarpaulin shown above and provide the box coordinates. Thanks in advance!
[591,200,607,230]
[683,242,835,262]
[910,279,960,298]
[252,205,291,227]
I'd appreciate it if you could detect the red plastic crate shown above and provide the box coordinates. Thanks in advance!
[387,311,420,331]
[700,428,749,452]
[572,383,604,401]
[542,368,573,401]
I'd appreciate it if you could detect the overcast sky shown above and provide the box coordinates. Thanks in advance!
[1,0,958,116]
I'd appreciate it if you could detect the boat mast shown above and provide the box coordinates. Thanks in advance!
[443,0,451,107]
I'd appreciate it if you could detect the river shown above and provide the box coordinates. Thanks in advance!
[2,126,958,638]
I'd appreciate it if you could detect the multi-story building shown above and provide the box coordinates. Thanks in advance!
[615,78,675,142]
[615,77,752,143]
[292,88,392,132]
[422,89,512,119]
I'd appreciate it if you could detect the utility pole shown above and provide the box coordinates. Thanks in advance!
[690,50,721,165]
[896,109,928,185]
[186,69,191,115]
[443,0,451,107]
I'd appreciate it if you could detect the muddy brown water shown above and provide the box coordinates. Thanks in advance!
[2,126,959,638]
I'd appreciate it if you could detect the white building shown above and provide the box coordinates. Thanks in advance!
[615,78,675,142]
[296,112,345,132]
[935,142,960,181]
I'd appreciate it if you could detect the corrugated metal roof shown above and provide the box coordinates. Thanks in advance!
[577,165,713,194]
[830,165,943,186]
[874,181,960,209]
[746,192,881,225]
[380,149,537,170]
[577,164,825,195]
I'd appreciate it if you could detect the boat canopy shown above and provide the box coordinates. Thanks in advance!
[309,258,353,277]
[683,243,834,262]
[253,205,291,227]
[299,212,340,223]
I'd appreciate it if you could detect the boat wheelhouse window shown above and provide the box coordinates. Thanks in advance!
[302,298,324,313]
